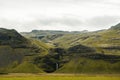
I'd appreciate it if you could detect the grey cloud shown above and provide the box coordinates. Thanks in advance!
[0,16,83,31]
[86,16,120,29]
[36,16,83,27]
[0,18,38,32]
[0,0,120,32]
[0,16,120,32]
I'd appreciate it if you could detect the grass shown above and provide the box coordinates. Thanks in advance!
[30,39,52,56]
[9,62,44,73]
[56,57,120,73]
[0,74,120,80]
[53,29,120,55]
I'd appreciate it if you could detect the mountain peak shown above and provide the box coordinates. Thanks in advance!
[0,28,28,48]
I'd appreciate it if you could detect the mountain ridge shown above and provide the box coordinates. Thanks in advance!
[0,23,120,73]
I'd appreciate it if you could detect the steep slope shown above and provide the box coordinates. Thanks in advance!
[0,28,29,48]
[1,23,119,74]
[0,28,51,73]
[110,23,120,30]
[0,28,29,67]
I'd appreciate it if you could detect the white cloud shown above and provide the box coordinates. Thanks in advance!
[0,0,120,32]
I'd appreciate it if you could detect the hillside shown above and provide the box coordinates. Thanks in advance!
[21,30,88,42]
[18,23,120,73]
[21,23,120,55]
[52,24,120,55]
[0,28,51,73]
[110,23,120,30]
[0,23,120,74]
[9,61,44,73]
[0,28,29,48]
[56,57,120,73]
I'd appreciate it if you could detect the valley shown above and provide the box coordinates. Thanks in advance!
[0,23,120,74]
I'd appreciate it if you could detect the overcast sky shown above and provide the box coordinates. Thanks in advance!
[0,0,120,32]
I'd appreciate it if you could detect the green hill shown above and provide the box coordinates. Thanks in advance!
[21,30,87,43]
[9,61,44,73]
[0,28,51,73]
[19,23,120,74]
[52,24,120,55]
[0,23,120,74]
[56,57,120,74]
[0,28,29,48]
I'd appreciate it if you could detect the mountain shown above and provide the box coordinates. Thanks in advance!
[51,24,120,55]
[21,30,70,39]
[21,30,88,42]
[110,23,120,30]
[0,28,51,73]
[0,23,120,74]
[19,23,120,73]
[0,28,29,48]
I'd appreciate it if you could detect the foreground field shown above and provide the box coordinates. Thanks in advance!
[0,73,120,80]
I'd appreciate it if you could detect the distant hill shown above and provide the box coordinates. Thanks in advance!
[21,30,88,42]
[110,23,120,30]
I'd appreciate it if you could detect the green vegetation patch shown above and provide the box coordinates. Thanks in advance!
[0,74,120,80]
[9,62,44,73]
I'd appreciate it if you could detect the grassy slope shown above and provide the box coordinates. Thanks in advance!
[56,57,120,73]
[30,39,53,56]
[0,24,120,74]
[0,40,50,73]
[0,28,52,73]
[21,24,120,55]
[20,24,120,74]
[53,29,120,55]
[9,62,44,73]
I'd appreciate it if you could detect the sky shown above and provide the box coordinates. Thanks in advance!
[0,0,120,32]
